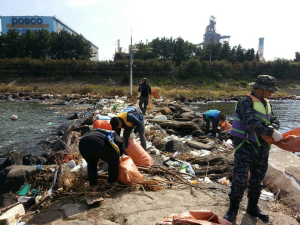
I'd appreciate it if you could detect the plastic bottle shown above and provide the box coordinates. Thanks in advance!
[186,163,195,175]
[180,162,187,173]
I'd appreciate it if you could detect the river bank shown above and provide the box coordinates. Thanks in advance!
[1,76,299,101]
[0,90,300,224]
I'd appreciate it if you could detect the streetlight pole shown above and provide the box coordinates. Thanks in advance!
[130,33,133,96]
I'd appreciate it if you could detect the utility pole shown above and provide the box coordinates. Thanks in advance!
[130,31,133,96]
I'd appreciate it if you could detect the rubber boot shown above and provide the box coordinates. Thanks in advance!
[246,198,269,223]
[223,199,240,222]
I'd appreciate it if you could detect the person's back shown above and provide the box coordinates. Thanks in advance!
[138,78,151,115]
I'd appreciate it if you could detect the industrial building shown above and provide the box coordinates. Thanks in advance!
[198,16,230,45]
[0,16,98,61]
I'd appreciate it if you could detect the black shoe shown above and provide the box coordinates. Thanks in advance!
[223,199,240,222]
[247,198,269,223]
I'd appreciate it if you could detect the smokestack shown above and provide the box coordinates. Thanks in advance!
[258,37,264,57]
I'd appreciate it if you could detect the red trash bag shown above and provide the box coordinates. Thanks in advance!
[150,89,160,98]
[261,127,300,152]
[156,210,231,225]
[125,138,154,167]
[93,120,112,130]
[118,155,144,185]
[220,121,232,131]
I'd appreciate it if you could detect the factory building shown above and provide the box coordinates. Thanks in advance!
[0,16,98,61]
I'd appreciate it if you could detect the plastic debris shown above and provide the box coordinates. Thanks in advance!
[260,190,275,201]
[217,177,230,186]
[153,115,167,120]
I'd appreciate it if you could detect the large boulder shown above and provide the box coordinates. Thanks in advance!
[0,165,36,194]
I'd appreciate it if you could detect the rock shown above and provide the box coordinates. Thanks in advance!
[165,129,190,137]
[0,151,24,170]
[164,140,186,153]
[0,193,17,207]
[218,130,232,141]
[174,94,186,102]
[0,165,36,193]
[149,124,161,131]
[192,130,205,137]
[159,107,172,115]
[185,140,214,151]
[67,113,78,120]
[23,154,47,166]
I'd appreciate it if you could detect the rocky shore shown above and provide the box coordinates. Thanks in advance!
[0,94,300,225]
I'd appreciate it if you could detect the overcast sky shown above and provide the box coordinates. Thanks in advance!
[1,0,299,61]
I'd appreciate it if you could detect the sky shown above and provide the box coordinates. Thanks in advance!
[0,0,299,61]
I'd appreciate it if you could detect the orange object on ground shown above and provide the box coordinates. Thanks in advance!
[62,155,73,163]
[117,155,144,185]
[261,127,300,152]
[156,210,231,225]
[125,138,154,167]
[221,120,232,131]
[150,89,160,98]
[93,120,112,130]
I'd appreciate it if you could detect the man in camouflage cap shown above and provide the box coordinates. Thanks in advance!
[224,75,282,223]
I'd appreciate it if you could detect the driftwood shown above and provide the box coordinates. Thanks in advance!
[29,195,51,211]
[147,120,199,131]
[0,202,22,214]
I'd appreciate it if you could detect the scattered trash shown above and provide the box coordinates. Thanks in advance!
[68,159,76,168]
[118,155,144,185]
[17,184,31,196]
[0,204,25,225]
[46,122,54,125]
[156,210,231,225]
[223,139,233,149]
[217,177,230,186]
[260,190,275,202]
[153,115,167,120]
[186,163,195,176]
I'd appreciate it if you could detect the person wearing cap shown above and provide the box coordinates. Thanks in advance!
[138,78,151,115]
[110,106,147,151]
[224,75,282,223]
[203,110,226,137]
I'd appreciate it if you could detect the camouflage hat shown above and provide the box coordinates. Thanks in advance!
[249,75,279,92]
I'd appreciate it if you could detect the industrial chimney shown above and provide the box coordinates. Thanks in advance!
[258,37,264,57]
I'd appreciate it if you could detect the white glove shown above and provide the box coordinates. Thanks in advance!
[272,129,283,142]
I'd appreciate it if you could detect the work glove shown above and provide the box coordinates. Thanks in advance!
[272,129,283,142]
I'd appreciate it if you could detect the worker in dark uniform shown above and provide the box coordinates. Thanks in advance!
[224,75,282,223]
[203,109,226,137]
[79,129,123,191]
[138,78,151,115]
[110,106,147,151]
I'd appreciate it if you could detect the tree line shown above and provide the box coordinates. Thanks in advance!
[0,29,93,60]
[134,37,257,66]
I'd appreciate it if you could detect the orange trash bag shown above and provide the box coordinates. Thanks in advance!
[150,89,160,98]
[125,138,154,167]
[93,120,112,130]
[220,121,232,131]
[261,127,300,152]
[156,210,231,225]
[117,155,144,185]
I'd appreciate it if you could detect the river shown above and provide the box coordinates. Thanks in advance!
[0,100,91,155]
[0,98,299,155]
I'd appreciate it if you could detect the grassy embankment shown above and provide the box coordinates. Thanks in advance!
[0,76,294,99]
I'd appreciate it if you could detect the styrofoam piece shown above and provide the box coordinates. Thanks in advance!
[153,115,167,120]
[0,204,25,225]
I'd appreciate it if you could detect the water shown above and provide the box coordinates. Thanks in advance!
[0,100,89,155]
[190,100,300,133]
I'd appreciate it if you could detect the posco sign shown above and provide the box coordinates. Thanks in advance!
[11,17,43,25]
